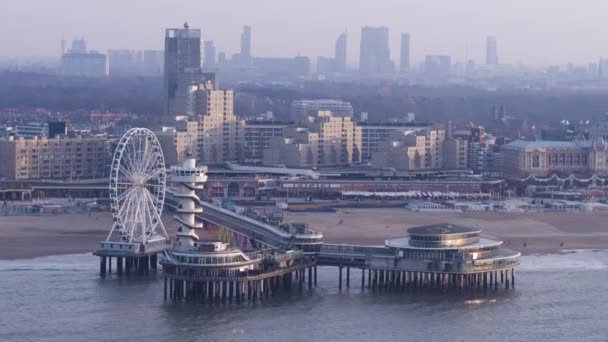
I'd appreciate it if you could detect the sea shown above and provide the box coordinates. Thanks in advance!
[1,250,607,342]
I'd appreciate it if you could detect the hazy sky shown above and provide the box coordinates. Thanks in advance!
[3,0,608,66]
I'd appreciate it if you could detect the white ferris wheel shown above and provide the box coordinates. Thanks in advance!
[107,128,168,244]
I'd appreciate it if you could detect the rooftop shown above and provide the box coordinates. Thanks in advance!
[503,139,593,150]
[407,223,481,236]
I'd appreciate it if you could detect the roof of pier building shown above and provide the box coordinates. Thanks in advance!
[407,223,481,236]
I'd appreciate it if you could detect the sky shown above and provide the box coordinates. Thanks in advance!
[3,0,608,66]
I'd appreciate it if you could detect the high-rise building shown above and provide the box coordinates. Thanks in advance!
[143,50,164,76]
[203,40,217,68]
[263,111,361,167]
[424,55,451,77]
[173,80,243,165]
[335,32,347,73]
[240,25,252,68]
[163,23,203,117]
[486,36,498,65]
[359,26,393,76]
[61,52,108,77]
[108,49,143,76]
[400,33,410,73]
[69,38,87,53]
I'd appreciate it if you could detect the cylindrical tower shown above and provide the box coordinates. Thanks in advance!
[169,158,207,250]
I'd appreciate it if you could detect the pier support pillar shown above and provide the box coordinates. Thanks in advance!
[100,257,106,275]
[361,269,365,289]
[314,266,317,285]
[117,257,123,275]
[346,267,350,288]
[511,268,515,287]
[308,267,312,289]
[338,267,343,289]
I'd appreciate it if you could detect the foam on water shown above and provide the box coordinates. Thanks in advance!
[518,249,608,272]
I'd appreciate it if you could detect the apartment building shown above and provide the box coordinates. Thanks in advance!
[243,121,288,160]
[263,111,361,168]
[0,135,110,180]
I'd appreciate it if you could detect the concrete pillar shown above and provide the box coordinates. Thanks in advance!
[308,267,312,289]
[164,277,167,300]
[346,267,350,288]
[511,268,515,287]
[100,257,106,275]
[361,268,365,289]
[117,257,123,275]
[338,267,343,289]
[314,266,317,285]
[505,269,510,289]
[108,257,112,273]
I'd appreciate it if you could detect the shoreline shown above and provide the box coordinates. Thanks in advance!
[2,209,608,260]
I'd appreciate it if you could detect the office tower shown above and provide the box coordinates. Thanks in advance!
[203,40,217,68]
[240,25,252,68]
[163,23,203,117]
[424,55,451,77]
[400,33,410,73]
[359,26,393,75]
[335,32,347,73]
[486,36,498,65]
[69,38,87,53]
[61,52,108,77]
[317,57,335,74]
[143,50,164,76]
[108,50,143,76]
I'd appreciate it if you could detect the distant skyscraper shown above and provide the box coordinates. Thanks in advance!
[359,26,393,76]
[69,38,87,54]
[163,23,203,117]
[400,33,410,73]
[240,25,252,68]
[486,36,498,65]
[335,32,347,73]
[424,55,451,77]
[204,40,216,68]
[143,50,164,76]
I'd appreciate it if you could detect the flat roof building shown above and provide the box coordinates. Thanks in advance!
[0,135,110,180]
[502,139,608,179]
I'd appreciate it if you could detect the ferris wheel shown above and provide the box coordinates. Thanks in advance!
[107,128,168,244]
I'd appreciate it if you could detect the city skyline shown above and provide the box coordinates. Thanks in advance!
[3,0,608,66]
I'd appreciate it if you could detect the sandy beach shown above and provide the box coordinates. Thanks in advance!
[0,212,179,260]
[285,209,608,255]
[1,208,608,259]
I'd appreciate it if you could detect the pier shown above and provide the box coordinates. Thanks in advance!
[92,129,520,301]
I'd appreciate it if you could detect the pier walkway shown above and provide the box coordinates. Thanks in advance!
[165,196,323,251]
